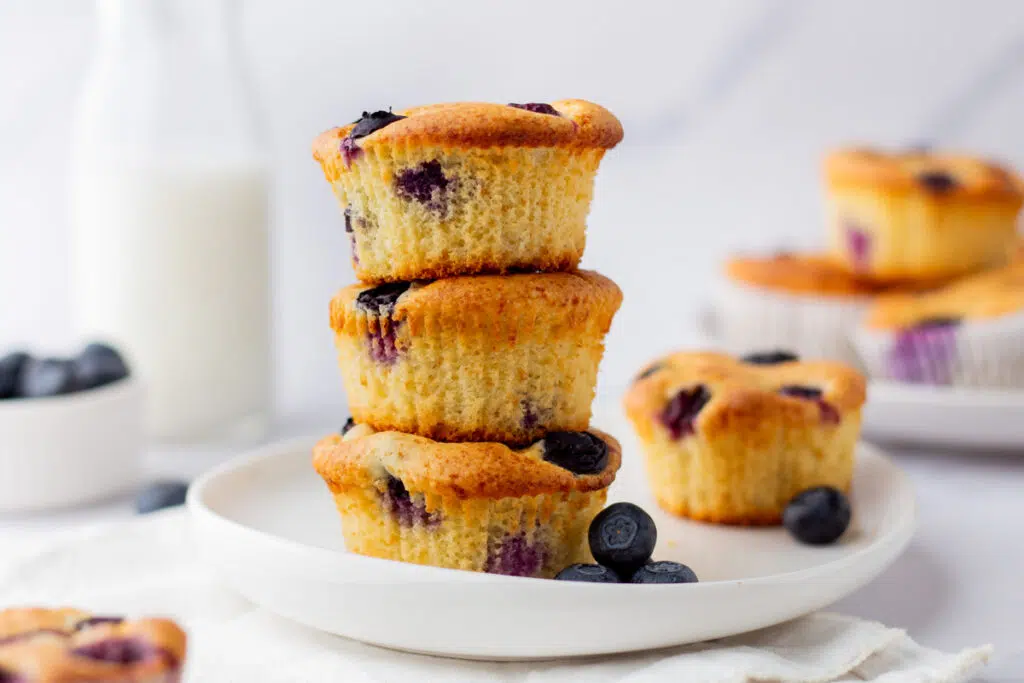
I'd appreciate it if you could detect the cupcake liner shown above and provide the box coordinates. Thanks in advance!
[855,312,1024,389]
[711,279,870,368]
[329,486,606,578]
[326,144,604,283]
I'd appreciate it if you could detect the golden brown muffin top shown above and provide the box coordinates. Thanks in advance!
[864,262,1024,330]
[330,270,622,340]
[314,425,621,500]
[313,99,623,162]
[824,147,1024,201]
[725,252,889,296]
[624,351,866,441]
[0,608,187,681]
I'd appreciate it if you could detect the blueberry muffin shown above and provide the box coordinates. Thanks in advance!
[624,352,866,525]
[825,147,1023,282]
[0,608,186,682]
[312,100,623,283]
[855,263,1024,388]
[331,270,622,443]
[715,252,893,368]
[313,424,621,578]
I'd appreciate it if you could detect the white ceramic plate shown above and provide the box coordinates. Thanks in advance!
[864,381,1024,450]
[188,429,915,660]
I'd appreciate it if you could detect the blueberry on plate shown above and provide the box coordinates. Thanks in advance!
[783,486,852,545]
[135,480,190,515]
[0,351,31,399]
[588,502,657,577]
[554,563,620,583]
[741,350,799,365]
[73,342,130,390]
[630,561,698,584]
[17,358,78,398]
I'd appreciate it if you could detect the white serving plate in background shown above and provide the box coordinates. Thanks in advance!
[864,381,1024,450]
[0,377,144,512]
[188,431,915,660]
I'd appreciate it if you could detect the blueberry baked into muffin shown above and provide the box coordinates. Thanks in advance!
[855,262,1024,388]
[0,608,186,682]
[313,424,621,578]
[312,100,623,283]
[825,147,1023,282]
[624,352,866,525]
[330,270,622,443]
[716,252,899,368]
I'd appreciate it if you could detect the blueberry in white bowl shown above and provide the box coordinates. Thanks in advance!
[783,486,852,545]
[17,358,79,398]
[588,502,657,578]
[0,351,30,399]
[73,342,130,391]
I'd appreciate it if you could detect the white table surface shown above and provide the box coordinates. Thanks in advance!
[1,414,1022,682]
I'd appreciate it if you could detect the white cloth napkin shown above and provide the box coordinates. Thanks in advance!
[0,512,991,683]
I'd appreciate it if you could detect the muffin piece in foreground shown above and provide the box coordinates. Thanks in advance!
[855,263,1024,388]
[330,270,622,443]
[824,147,1022,282]
[0,607,186,682]
[313,424,621,578]
[624,352,866,525]
[716,252,912,368]
[312,100,623,283]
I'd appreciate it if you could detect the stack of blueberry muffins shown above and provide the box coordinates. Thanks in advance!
[713,147,1024,390]
[309,100,625,577]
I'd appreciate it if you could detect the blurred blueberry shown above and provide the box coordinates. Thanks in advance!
[0,351,31,399]
[17,358,78,398]
[74,342,130,390]
[135,480,189,514]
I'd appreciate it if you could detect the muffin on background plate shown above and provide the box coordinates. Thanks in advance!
[313,424,621,578]
[855,263,1024,389]
[0,607,187,682]
[824,147,1023,282]
[624,351,866,525]
[715,252,900,369]
[312,100,623,283]
[330,270,622,444]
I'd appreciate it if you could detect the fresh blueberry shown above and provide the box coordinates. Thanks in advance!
[508,102,561,116]
[542,432,608,475]
[630,561,699,584]
[588,502,657,577]
[778,385,823,400]
[17,358,78,398]
[741,350,799,365]
[135,480,189,514]
[341,417,356,435]
[73,342,129,390]
[554,563,620,583]
[659,385,711,439]
[783,486,852,545]
[355,282,411,314]
[634,362,664,382]
[917,170,958,193]
[0,351,31,399]
[349,110,406,139]
[72,637,152,664]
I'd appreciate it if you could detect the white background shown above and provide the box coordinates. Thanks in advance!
[4,0,1024,421]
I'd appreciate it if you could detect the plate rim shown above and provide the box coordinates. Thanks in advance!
[187,436,917,590]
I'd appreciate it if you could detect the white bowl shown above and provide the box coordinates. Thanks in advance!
[0,377,144,512]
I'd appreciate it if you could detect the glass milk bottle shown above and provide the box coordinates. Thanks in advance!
[70,0,271,442]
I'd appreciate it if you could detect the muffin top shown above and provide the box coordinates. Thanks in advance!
[0,608,186,681]
[725,252,886,296]
[825,147,1024,201]
[330,270,622,340]
[314,425,621,499]
[313,99,623,162]
[624,351,866,441]
[864,263,1024,330]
